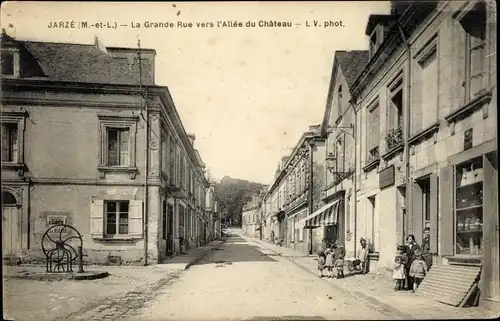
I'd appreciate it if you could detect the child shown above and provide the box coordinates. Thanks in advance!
[317,250,326,278]
[325,248,334,278]
[393,246,406,291]
[335,255,345,279]
[409,250,428,293]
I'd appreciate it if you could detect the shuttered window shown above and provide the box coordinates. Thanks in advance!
[366,101,380,163]
[90,199,143,238]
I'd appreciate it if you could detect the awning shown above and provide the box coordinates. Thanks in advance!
[298,200,340,229]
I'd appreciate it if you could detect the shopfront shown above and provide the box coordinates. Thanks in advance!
[439,141,498,304]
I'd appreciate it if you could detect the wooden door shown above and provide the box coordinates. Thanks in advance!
[2,206,20,257]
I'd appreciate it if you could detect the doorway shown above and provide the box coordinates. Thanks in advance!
[2,191,21,258]
[166,203,174,256]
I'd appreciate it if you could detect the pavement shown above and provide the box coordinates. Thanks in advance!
[243,233,498,320]
[3,240,224,321]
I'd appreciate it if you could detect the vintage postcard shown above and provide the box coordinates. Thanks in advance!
[1,1,498,320]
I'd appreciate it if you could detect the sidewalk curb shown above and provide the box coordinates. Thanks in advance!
[248,236,414,320]
[184,239,227,270]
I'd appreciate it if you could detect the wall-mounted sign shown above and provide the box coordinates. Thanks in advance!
[464,128,473,151]
[379,165,395,190]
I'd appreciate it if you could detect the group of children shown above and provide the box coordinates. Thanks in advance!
[317,242,345,278]
[393,245,429,293]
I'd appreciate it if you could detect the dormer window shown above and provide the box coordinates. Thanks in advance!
[369,25,384,60]
[1,50,20,78]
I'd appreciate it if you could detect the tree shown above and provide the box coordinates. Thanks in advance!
[214,176,265,226]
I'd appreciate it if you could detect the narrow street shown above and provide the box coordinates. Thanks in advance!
[138,231,392,320]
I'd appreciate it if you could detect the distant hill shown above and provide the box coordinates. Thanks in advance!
[214,176,265,226]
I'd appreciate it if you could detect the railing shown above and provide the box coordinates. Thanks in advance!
[385,127,403,150]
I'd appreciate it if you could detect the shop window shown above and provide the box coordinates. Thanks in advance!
[455,157,483,256]
[105,201,129,236]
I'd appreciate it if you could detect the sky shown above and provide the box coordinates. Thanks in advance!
[1,1,390,184]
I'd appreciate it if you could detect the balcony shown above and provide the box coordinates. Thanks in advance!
[382,127,404,161]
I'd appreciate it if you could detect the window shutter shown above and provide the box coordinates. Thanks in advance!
[421,51,438,129]
[412,183,423,245]
[120,129,130,166]
[429,174,439,253]
[469,38,485,98]
[128,200,143,238]
[439,166,454,256]
[90,199,104,238]
[455,23,467,106]
[11,127,18,163]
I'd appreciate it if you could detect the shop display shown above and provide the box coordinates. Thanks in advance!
[455,161,484,256]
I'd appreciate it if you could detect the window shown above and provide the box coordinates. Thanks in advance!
[1,52,14,75]
[457,2,487,102]
[369,26,383,60]
[417,40,438,130]
[107,128,130,166]
[366,101,380,163]
[337,85,343,118]
[162,200,167,240]
[421,179,431,229]
[169,139,175,184]
[98,115,138,178]
[161,132,168,175]
[368,196,376,251]
[455,157,483,256]
[105,201,129,236]
[1,123,18,163]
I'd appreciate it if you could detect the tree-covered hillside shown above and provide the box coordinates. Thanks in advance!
[214,176,266,226]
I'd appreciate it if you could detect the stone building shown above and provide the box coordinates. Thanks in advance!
[1,32,210,265]
[345,0,497,306]
[262,125,327,254]
[242,194,261,239]
[319,50,369,259]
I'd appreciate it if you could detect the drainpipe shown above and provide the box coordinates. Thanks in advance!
[308,138,314,255]
[143,93,149,266]
[397,22,412,244]
[352,98,358,257]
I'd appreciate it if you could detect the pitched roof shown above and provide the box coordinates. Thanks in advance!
[22,41,154,85]
[334,50,369,88]
[1,32,155,85]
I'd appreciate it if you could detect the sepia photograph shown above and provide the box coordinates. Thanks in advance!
[1,1,498,320]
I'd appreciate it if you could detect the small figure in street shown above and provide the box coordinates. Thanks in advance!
[270,230,275,244]
[333,241,345,278]
[421,227,433,271]
[179,224,186,254]
[324,248,334,278]
[392,246,407,291]
[409,250,428,293]
[357,238,369,274]
[404,234,421,290]
[317,250,327,278]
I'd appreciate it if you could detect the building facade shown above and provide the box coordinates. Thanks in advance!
[242,194,261,239]
[263,125,327,254]
[319,50,369,259]
[347,0,497,304]
[1,33,212,265]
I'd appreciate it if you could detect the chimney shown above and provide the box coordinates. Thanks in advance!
[106,46,156,85]
[187,133,196,146]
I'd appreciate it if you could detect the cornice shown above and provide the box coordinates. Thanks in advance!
[408,122,440,147]
[381,143,404,161]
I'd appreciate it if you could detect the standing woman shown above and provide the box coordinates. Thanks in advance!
[404,234,421,290]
